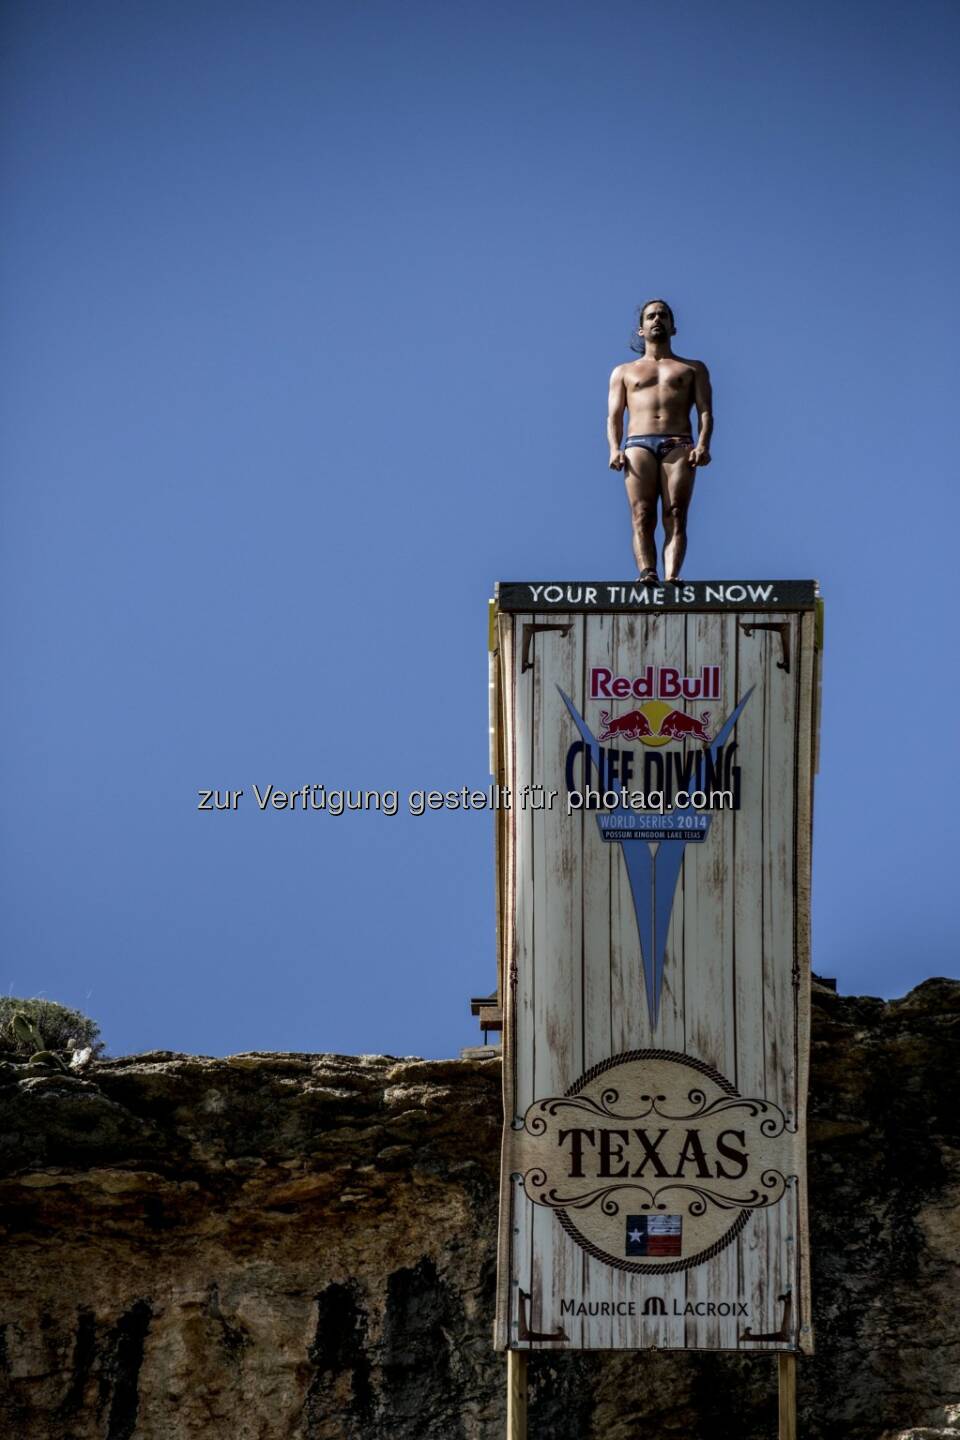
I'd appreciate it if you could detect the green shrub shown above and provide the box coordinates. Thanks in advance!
[0,997,103,1058]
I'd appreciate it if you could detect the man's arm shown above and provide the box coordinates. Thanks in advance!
[607,365,626,470]
[690,362,713,468]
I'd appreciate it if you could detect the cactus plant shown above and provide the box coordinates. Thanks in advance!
[0,998,102,1061]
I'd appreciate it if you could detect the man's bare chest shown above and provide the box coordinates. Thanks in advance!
[626,362,695,402]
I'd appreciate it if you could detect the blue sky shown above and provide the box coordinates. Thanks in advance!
[2,0,957,1058]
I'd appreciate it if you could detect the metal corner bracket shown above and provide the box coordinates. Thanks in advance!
[739,621,791,674]
[521,623,572,674]
[518,1288,568,1344]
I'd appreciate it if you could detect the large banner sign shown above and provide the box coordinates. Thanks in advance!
[493,583,821,1353]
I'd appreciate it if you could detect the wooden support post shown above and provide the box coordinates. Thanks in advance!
[507,1349,528,1440]
[778,1354,797,1440]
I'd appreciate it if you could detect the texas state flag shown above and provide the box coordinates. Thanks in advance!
[626,1214,682,1257]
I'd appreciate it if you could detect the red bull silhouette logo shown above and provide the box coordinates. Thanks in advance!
[597,709,655,741]
[598,704,712,747]
[657,709,712,744]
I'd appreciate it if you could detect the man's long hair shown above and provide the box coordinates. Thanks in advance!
[630,298,676,355]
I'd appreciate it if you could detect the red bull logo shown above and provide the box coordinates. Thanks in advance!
[658,709,712,744]
[590,665,721,702]
[597,708,655,741]
[598,702,713,747]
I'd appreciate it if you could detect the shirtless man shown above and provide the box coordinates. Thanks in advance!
[607,300,713,583]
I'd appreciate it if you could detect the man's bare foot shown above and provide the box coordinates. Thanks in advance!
[639,568,659,583]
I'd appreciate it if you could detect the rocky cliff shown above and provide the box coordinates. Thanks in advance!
[1,979,957,1439]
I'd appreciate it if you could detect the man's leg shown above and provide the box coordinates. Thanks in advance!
[623,448,660,577]
[660,449,696,581]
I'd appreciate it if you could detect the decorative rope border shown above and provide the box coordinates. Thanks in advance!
[565,1047,739,1099]
[558,1047,747,1272]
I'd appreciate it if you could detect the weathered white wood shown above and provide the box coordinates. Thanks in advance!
[497,596,816,1353]
[494,615,517,1351]
[608,610,689,1348]
[530,615,585,1346]
[681,612,738,1075]
[639,609,689,1055]
[760,616,801,1352]
[576,613,617,1347]
[681,611,740,1349]
[509,1175,534,1349]
[792,611,817,1353]
[730,617,785,1350]
[762,620,797,1124]
[511,615,536,1121]
[731,610,800,1347]
[581,612,616,1071]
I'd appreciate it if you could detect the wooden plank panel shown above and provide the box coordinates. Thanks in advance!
[792,610,817,1353]
[733,613,802,1352]
[580,612,615,1073]
[498,593,816,1353]
[762,618,799,1121]
[577,612,618,1349]
[628,609,689,1055]
[508,1177,535,1350]
[680,611,741,1350]
[510,615,536,1121]
[681,611,738,1077]
[528,616,585,1346]
[735,613,802,1352]
[608,610,689,1349]
[501,611,551,1349]
[494,614,518,1350]
[730,614,780,1350]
